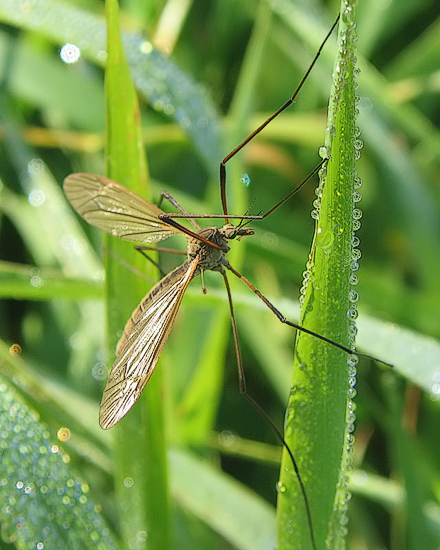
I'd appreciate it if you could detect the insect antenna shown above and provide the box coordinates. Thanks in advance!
[234,210,256,234]
[236,217,254,233]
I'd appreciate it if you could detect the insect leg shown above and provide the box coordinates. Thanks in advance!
[219,15,340,220]
[160,215,227,251]
[158,191,201,230]
[135,245,187,257]
[135,245,187,278]
[103,245,157,283]
[224,261,393,367]
[260,157,328,219]
[220,268,316,550]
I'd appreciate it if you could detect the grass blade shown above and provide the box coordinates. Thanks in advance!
[278,4,359,548]
[104,0,171,547]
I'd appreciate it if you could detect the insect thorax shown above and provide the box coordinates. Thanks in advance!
[187,226,229,270]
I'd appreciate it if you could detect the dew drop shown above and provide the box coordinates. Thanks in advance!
[348,290,359,303]
[92,363,108,381]
[240,173,251,187]
[9,344,22,356]
[60,43,80,64]
[28,189,46,207]
[352,248,362,261]
[276,481,287,494]
[431,383,440,401]
[316,229,334,252]
[352,191,362,203]
[28,158,44,174]
[342,6,352,22]
[57,428,71,442]
[140,41,153,54]
[348,323,358,338]
[218,430,235,447]
[348,364,357,378]
[326,125,336,139]
[352,208,362,220]
[347,306,358,320]
[123,477,134,488]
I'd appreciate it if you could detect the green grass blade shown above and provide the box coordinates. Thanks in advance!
[104,0,171,548]
[278,4,359,548]
[169,447,277,550]
[0,261,102,300]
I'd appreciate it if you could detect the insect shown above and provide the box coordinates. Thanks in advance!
[63,14,388,549]
[64,15,346,427]
[63,166,330,546]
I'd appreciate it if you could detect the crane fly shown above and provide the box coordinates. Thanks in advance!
[63,15,389,550]
[63,15,345,430]
[64,159,354,429]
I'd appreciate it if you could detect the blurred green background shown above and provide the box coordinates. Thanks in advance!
[0,0,439,549]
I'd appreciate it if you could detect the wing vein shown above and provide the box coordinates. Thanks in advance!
[99,258,200,429]
[64,173,179,243]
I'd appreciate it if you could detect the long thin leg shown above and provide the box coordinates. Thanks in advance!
[159,216,227,251]
[103,245,157,283]
[220,269,317,550]
[158,157,326,222]
[261,157,327,219]
[154,213,263,220]
[158,190,201,230]
[135,245,187,278]
[135,245,187,257]
[219,15,340,219]
[224,261,393,367]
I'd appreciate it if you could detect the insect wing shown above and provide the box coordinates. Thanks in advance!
[99,259,200,429]
[64,173,179,243]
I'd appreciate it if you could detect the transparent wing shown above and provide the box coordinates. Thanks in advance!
[64,173,179,243]
[99,259,200,429]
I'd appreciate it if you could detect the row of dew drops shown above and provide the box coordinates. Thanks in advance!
[283,12,364,547]
[0,380,117,550]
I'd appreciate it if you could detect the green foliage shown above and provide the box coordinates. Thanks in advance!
[104,0,171,548]
[0,1,439,549]
[278,6,360,548]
